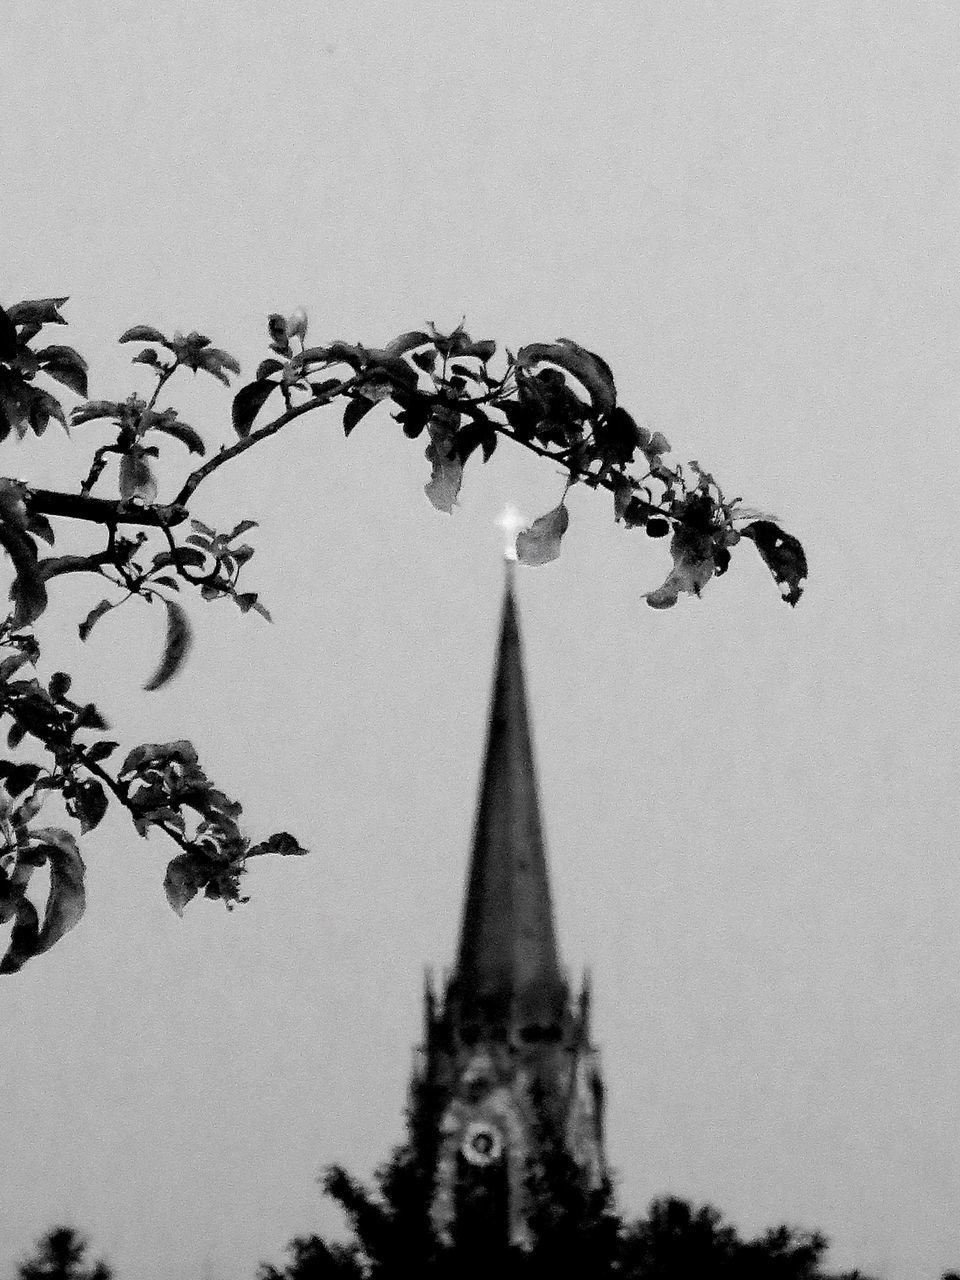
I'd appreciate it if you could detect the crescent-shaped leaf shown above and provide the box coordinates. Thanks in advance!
[516,339,617,415]
[143,599,192,691]
[71,399,121,425]
[381,330,432,358]
[32,830,86,957]
[151,420,206,455]
[342,396,376,436]
[118,325,168,345]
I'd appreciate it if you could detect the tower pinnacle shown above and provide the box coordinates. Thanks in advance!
[451,575,566,1030]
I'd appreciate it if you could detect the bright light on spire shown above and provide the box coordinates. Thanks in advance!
[496,505,526,562]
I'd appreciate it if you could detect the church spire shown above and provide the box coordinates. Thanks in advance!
[415,571,607,1250]
[451,573,566,1029]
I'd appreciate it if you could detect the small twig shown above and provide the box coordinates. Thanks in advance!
[145,362,178,414]
[73,745,196,855]
[173,377,356,507]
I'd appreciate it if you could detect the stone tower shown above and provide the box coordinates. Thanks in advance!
[410,573,605,1250]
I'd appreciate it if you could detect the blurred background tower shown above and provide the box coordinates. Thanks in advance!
[411,573,606,1249]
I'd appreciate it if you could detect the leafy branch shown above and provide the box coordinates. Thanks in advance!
[0,296,807,972]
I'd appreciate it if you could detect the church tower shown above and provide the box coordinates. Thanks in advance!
[410,572,605,1250]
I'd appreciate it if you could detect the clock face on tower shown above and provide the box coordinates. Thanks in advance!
[460,1120,503,1166]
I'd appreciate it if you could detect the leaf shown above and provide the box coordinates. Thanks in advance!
[0,896,40,974]
[232,378,278,437]
[411,349,438,374]
[226,519,258,541]
[119,739,198,777]
[0,304,20,360]
[256,358,285,381]
[76,703,109,730]
[71,399,121,425]
[71,780,108,833]
[267,314,289,348]
[14,788,46,824]
[3,537,46,627]
[342,396,376,436]
[287,307,309,341]
[119,324,168,344]
[48,671,71,700]
[85,740,119,762]
[32,828,86,957]
[595,406,642,465]
[644,526,716,609]
[0,652,31,680]
[644,430,671,457]
[37,345,89,398]
[143,599,192,691]
[644,568,693,609]
[453,337,496,363]
[614,481,640,525]
[382,330,432,358]
[196,346,241,385]
[163,850,216,916]
[451,420,498,464]
[741,520,807,606]
[0,851,43,925]
[248,831,308,858]
[0,829,86,971]
[150,547,206,572]
[78,597,116,641]
[423,414,464,513]
[27,512,55,546]
[516,339,617,415]
[5,298,69,327]
[119,449,158,502]
[0,370,28,440]
[233,591,268,616]
[0,482,46,627]
[150,419,206,455]
[364,354,418,390]
[132,348,160,366]
[515,502,570,566]
[28,387,68,435]
[0,762,43,796]
[300,341,368,371]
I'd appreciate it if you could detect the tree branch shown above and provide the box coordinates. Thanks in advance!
[26,488,188,528]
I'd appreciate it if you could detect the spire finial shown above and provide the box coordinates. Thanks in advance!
[496,504,526,564]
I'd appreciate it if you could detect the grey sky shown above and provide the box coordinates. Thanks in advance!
[2,3,958,1278]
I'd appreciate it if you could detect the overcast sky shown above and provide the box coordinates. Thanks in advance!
[2,3,958,1278]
